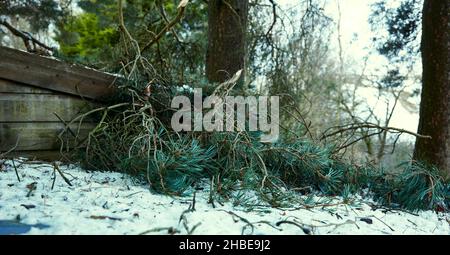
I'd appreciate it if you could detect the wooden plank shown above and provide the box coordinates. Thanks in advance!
[0,93,98,122]
[0,79,54,94]
[3,151,68,162]
[0,46,117,100]
[0,122,96,151]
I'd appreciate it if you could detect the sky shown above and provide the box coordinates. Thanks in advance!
[279,0,421,140]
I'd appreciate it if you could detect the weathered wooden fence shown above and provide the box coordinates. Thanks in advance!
[0,46,116,159]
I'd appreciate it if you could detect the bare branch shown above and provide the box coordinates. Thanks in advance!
[0,18,53,54]
[265,0,277,38]
[321,122,432,141]
[141,1,189,53]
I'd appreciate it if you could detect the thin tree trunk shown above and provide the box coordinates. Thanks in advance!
[206,0,248,87]
[414,0,450,178]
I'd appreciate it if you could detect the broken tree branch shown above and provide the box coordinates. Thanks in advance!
[0,18,53,53]
[265,0,277,39]
[0,137,19,159]
[141,0,189,53]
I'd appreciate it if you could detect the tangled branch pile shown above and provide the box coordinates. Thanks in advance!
[59,79,449,211]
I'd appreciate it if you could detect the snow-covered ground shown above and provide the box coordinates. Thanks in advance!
[0,158,449,235]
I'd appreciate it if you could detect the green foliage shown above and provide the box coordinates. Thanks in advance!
[370,162,447,210]
[370,0,422,61]
[73,100,216,195]
[369,0,423,89]
[57,13,118,62]
[55,0,208,83]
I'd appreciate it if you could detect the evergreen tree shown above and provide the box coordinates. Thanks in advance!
[371,0,450,178]
[206,0,249,88]
[414,0,450,178]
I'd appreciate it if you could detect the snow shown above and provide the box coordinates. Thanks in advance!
[0,159,448,235]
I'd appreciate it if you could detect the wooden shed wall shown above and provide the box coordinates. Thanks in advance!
[0,79,96,152]
[0,46,116,100]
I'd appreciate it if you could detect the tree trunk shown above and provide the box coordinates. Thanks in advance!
[206,0,248,87]
[414,0,450,178]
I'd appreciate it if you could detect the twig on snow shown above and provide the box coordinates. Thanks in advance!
[12,159,20,182]
[139,227,180,235]
[217,209,255,235]
[52,163,73,187]
[276,220,311,235]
